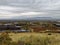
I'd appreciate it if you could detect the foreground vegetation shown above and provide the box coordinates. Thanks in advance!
[0,32,60,45]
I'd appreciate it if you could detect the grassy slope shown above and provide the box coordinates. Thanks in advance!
[9,33,60,41]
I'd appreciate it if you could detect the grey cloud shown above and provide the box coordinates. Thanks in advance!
[0,0,60,19]
[0,0,60,11]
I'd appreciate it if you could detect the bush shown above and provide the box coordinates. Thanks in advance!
[0,32,12,45]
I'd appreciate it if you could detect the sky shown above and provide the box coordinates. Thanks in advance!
[0,0,60,19]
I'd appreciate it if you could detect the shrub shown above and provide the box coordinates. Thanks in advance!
[0,32,12,45]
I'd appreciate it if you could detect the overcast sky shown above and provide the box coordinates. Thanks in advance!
[0,0,60,19]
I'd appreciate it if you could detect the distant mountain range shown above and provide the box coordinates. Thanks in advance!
[11,16,60,21]
[0,16,60,22]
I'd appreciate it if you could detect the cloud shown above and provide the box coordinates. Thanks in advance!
[0,0,60,19]
[0,6,19,11]
[20,12,46,15]
[0,11,47,18]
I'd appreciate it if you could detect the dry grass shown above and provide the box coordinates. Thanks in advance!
[9,33,60,41]
[0,33,59,45]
